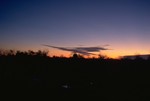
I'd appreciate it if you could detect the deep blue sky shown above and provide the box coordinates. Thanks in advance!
[1,0,150,57]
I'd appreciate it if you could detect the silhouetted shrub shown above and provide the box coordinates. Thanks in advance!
[98,54,108,60]
[72,53,84,59]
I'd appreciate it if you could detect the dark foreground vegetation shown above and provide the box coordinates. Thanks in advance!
[1,50,150,100]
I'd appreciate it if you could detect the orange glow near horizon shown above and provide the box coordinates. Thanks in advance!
[45,48,150,59]
[45,49,149,59]
[2,43,150,59]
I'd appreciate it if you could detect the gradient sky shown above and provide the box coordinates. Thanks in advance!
[1,0,150,58]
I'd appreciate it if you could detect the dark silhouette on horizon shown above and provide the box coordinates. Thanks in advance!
[1,49,150,100]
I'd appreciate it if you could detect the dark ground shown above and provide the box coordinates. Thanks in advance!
[1,51,150,100]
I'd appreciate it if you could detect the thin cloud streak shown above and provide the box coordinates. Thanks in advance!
[42,44,109,56]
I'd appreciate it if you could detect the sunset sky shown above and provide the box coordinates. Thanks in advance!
[1,0,150,58]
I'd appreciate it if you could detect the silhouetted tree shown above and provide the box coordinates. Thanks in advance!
[98,54,108,60]
[72,53,78,58]
[36,50,48,57]
[71,53,84,59]
[28,50,35,56]
[16,51,27,56]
